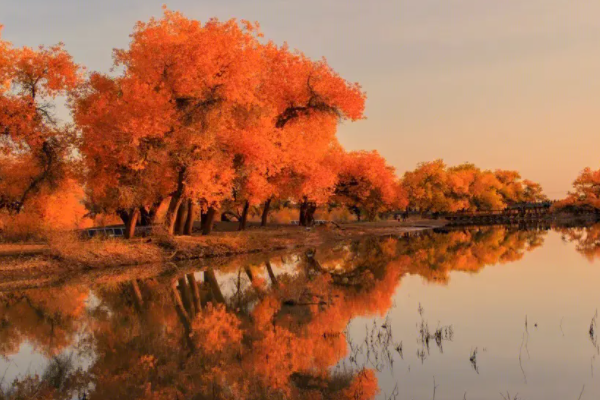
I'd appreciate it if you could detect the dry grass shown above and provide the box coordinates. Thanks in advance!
[42,221,425,267]
[47,231,162,268]
[0,213,47,243]
[0,221,430,290]
[171,230,293,259]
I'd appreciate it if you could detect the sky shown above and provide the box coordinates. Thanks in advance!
[1,0,599,198]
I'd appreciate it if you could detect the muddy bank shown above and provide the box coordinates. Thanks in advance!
[0,220,444,290]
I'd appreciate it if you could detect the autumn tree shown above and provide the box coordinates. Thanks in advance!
[75,9,365,236]
[494,169,547,204]
[397,227,546,283]
[255,44,366,227]
[554,167,600,212]
[283,144,344,226]
[0,286,88,358]
[334,150,404,221]
[446,163,504,211]
[521,179,546,203]
[74,10,263,236]
[401,160,453,212]
[402,160,546,213]
[0,26,81,216]
[72,73,176,237]
[225,42,367,229]
[558,224,600,261]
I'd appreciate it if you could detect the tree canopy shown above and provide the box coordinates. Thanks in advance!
[0,10,551,239]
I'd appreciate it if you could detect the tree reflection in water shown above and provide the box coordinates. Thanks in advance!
[559,223,600,261]
[0,226,551,399]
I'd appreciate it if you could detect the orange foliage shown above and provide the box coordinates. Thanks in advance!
[0,287,88,357]
[402,160,546,212]
[558,224,600,261]
[337,369,379,400]
[398,227,546,283]
[192,303,243,355]
[334,150,405,220]
[73,8,365,233]
[0,226,550,399]
[554,167,600,211]
[0,28,81,216]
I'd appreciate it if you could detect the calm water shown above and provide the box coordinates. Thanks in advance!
[1,225,600,399]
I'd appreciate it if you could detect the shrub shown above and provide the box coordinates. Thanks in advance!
[0,213,46,242]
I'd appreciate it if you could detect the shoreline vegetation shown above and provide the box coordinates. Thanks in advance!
[2,7,600,295]
[1,212,597,291]
[0,10,567,252]
[0,219,443,284]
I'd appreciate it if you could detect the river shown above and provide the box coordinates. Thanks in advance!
[1,225,599,399]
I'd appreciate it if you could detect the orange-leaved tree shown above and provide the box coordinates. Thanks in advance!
[74,10,265,236]
[223,41,367,229]
[72,73,177,238]
[554,167,600,211]
[401,160,453,212]
[258,44,366,226]
[494,169,546,204]
[75,9,366,235]
[334,150,404,221]
[1,26,81,217]
[402,160,546,213]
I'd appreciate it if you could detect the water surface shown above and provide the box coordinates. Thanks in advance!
[1,225,599,399]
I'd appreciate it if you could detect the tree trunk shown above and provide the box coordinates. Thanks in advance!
[175,200,188,236]
[124,208,140,239]
[265,260,278,287]
[220,212,232,222]
[117,209,130,226]
[244,266,254,282]
[15,141,55,214]
[299,201,308,226]
[184,199,196,235]
[131,280,144,309]
[171,284,194,352]
[198,281,211,309]
[165,194,183,235]
[305,203,317,226]
[204,268,225,304]
[238,201,250,231]
[139,199,162,226]
[186,273,201,314]
[261,198,272,227]
[352,206,361,222]
[172,283,191,327]
[202,207,216,235]
[178,277,194,318]
[164,168,186,235]
[139,207,151,226]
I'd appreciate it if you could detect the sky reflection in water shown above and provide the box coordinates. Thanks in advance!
[1,225,599,399]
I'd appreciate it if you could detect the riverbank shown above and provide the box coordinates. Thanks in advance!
[0,219,445,290]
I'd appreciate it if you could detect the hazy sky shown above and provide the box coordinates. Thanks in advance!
[2,0,599,198]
